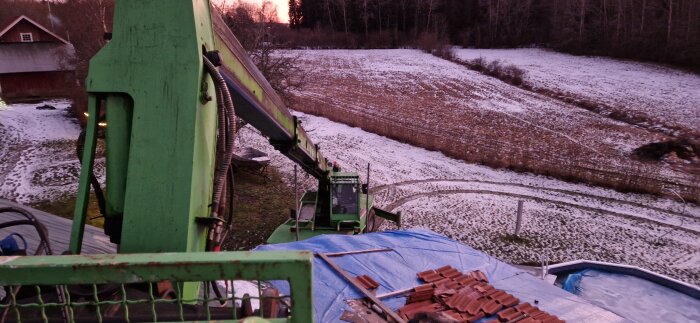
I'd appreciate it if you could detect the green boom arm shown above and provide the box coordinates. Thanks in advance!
[211,11,330,180]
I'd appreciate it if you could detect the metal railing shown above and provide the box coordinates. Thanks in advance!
[0,251,313,323]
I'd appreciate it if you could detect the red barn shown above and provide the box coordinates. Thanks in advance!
[0,15,76,102]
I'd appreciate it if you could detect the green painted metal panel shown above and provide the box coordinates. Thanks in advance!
[0,251,314,323]
[79,0,221,300]
[0,251,312,285]
[105,95,132,218]
[84,0,218,255]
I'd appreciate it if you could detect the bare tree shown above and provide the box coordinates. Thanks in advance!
[361,0,369,37]
[426,0,434,30]
[224,0,306,105]
[324,0,335,31]
[579,0,587,45]
[335,0,349,35]
[667,0,674,44]
[641,0,647,32]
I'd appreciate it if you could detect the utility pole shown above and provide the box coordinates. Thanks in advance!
[366,163,371,231]
[294,164,299,241]
[515,200,524,237]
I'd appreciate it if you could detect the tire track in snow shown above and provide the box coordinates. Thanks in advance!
[371,178,695,220]
[382,189,698,235]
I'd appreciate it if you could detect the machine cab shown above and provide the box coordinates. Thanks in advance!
[329,173,362,228]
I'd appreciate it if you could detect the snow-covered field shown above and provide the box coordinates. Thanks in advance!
[454,48,700,134]
[0,100,87,203]
[283,49,698,201]
[238,112,700,285]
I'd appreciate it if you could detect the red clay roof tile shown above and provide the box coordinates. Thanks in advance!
[434,288,457,301]
[474,282,495,294]
[399,300,443,319]
[498,294,520,307]
[363,275,380,289]
[446,281,461,290]
[482,299,503,315]
[421,272,443,283]
[515,302,534,312]
[464,311,485,323]
[516,318,539,323]
[436,265,454,273]
[433,277,452,286]
[354,275,380,291]
[441,268,462,279]
[456,275,477,285]
[496,307,519,321]
[485,288,502,298]
[540,317,566,323]
[471,270,488,282]
[417,269,437,279]
[415,283,433,292]
[407,291,434,303]
[442,310,463,321]
[464,296,487,315]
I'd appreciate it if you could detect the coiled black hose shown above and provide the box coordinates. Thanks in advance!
[0,207,52,255]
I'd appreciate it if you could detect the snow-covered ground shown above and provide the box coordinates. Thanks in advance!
[0,100,86,203]
[238,111,700,285]
[282,49,698,201]
[454,48,700,134]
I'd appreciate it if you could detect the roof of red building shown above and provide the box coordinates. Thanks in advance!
[0,15,69,45]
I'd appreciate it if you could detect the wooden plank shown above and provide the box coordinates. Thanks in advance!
[0,199,116,254]
[323,248,393,257]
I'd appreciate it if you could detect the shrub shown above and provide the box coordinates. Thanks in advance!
[416,32,455,60]
[464,58,526,86]
[633,139,698,161]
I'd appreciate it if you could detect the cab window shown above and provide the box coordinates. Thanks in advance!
[331,184,358,214]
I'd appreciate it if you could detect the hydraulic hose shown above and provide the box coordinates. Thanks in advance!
[203,54,237,250]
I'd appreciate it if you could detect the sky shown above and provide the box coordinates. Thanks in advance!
[268,0,289,23]
[217,0,289,23]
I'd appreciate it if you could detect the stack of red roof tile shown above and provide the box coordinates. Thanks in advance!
[397,266,565,323]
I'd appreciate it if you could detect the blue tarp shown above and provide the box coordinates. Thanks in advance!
[563,269,700,323]
[256,229,624,322]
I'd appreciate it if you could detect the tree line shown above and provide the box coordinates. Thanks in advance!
[288,0,700,70]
